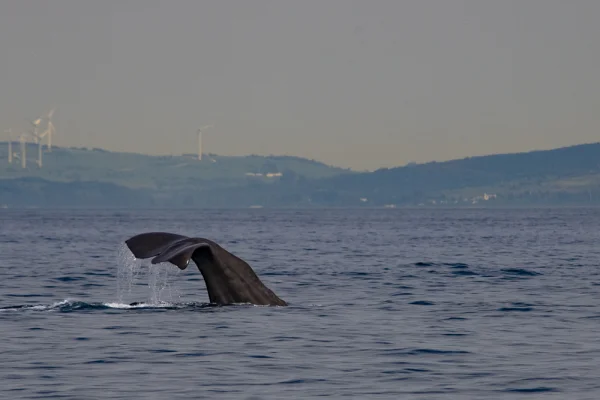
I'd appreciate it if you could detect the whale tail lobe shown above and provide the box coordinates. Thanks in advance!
[124,232,210,270]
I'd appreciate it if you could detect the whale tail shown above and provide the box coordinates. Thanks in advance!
[125,232,211,270]
[124,231,288,306]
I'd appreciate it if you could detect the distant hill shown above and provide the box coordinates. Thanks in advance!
[0,177,152,208]
[0,144,351,191]
[2,142,600,208]
[315,142,600,206]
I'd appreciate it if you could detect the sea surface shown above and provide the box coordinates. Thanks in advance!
[0,208,599,399]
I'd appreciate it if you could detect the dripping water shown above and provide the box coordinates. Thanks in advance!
[116,243,143,303]
[147,263,183,305]
[115,243,182,305]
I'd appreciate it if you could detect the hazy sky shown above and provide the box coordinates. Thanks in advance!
[1,1,599,170]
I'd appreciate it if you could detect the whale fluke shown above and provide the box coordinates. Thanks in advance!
[124,232,287,306]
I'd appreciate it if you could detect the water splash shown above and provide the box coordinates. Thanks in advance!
[116,243,143,303]
[147,262,182,305]
[116,243,182,305]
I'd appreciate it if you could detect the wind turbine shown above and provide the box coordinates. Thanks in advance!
[27,121,45,168]
[4,129,12,164]
[27,116,42,144]
[197,124,214,161]
[19,133,28,168]
[34,108,56,164]
[41,108,56,151]
[36,133,43,168]
[24,111,52,168]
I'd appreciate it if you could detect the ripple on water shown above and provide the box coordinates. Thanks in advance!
[501,268,542,277]
[1,208,599,399]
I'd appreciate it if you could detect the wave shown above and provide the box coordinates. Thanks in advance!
[0,298,223,313]
[501,268,541,276]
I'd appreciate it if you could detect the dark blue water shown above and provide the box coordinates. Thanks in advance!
[1,208,599,399]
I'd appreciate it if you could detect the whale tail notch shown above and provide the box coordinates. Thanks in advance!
[124,232,211,270]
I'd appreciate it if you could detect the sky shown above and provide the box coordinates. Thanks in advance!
[0,0,599,171]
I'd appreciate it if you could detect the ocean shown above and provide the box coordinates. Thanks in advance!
[1,208,599,399]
